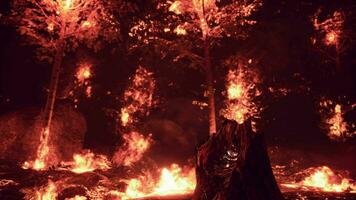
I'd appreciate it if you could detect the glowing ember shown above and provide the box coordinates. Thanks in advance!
[174,25,187,35]
[81,21,92,28]
[282,166,356,193]
[119,66,156,127]
[68,150,111,174]
[35,180,57,200]
[153,164,196,195]
[65,195,87,200]
[319,100,355,140]
[328,104,347,139]
[120,164,196,199]
[22,127,52,170]
[76,64,92,84]
[112,132,152,166]
[221,66,260,124]
[325,31,338,46]
[313,10,343,47]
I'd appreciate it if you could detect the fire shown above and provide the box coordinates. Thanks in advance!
[313,10,343,47]
[174,25,187,35]
[153,164,196,195]
[319,100,355,140]
[23,127,52,170]
[36,180,57,200]
[112,132,152,166]
[66,195,87,200]
[120,164,196,199]
[76,64,92,84]
[119,66,156,127]
[282,166,356,193]
[81,21,92,28]
[325,31,338,46]
[62,0,73,12]
[68,150,111,174]
[327,104,347,139]
[74,63,93,98]
[221,66,260,124]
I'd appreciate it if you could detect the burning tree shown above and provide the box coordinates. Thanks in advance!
[126,0,262,135]
[9,0,118,169]
[311,9,345,69]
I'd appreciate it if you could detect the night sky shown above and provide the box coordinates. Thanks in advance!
[0,0,355,176]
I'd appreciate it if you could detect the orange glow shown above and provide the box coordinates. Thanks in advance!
[119,66,156,127]
[112,132,152,166]
[313,11,343,47]
[120,108,130,127]
[327,104,347,139]
[66,195,87,200]
[76,64,92,84]
[282,166,356,193]
[63,0,73,12]
[120,164,196,199]
[169,1,183,15]
[221,67,259,124]
[81,21,92,28]
[174,25,187,35]
[35,180,57,200]
[85,86,92,98]
[325,31,338,46]
[23,127,52,170]
[47,23,54,32]
[68,151,111,174]
[319,100,354,140]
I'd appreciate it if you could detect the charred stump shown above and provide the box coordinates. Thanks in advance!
[193,119,284,200]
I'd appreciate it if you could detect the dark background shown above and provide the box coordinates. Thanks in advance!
[0,0,355,176]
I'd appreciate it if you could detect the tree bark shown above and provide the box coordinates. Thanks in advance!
[204,37,217,135]
[335,41,340,70]
[194,119,284,200]
[42,21,66,136]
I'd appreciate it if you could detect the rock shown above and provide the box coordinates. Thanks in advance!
[0,104,86,164]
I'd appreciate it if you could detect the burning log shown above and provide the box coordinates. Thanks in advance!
[193,119,284,200]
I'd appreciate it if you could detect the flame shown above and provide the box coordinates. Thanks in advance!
[68,150,111,174]
[169,1,183,15]
[36,180,57,200]
[62,0,73,12]
[120,164,196,199]
[174,25,187,35]
[47,23,54,32]
[328,104,347,139]
[76,64,92,84]
[23,127,52,170]
[325,31,338,46]
[282,166,356,193]
[319,100,355,140]
[119,66,156,127]
[112,132,152,166]
[81,21,92,28]
[85,86,92,98]
[313,11,343,47]
[221,66,260,124]
[65,195,87,200]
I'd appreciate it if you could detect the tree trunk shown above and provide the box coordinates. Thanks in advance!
[194,119,284,200]
[36,21,67,167]
[204,37,216,135]
[335,41,341,70]
[42,21,66,132]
